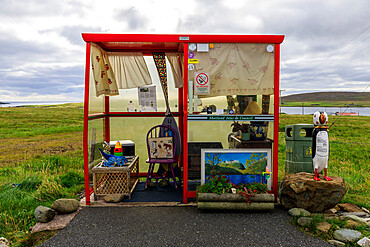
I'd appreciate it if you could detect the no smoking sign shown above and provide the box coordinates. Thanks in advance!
[194,72,210,95]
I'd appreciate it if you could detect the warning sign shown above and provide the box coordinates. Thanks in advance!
[194,72,210,95]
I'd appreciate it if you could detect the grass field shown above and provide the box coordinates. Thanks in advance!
[0,103,369,245]
[281,101,370,107]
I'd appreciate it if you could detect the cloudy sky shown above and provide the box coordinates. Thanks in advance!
[0,0,369,102]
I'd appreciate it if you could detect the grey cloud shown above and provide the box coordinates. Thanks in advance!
[0,0,87,18]
[114,7,148,31]
[61,26,103,45]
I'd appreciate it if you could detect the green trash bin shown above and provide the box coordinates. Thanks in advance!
[285,124,315,173]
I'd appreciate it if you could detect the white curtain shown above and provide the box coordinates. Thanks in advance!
[90,43,119,97]
[166,53,183,88]
[193,43,275,97]
[107,52,152,89]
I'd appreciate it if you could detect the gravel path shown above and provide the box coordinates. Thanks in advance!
[41,206,332,247]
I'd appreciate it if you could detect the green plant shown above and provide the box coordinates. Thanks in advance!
[34,178,64,202]
[18,176,42,192]
[59,171,84,188]
[238,182,267,194]
[198,175,233,194]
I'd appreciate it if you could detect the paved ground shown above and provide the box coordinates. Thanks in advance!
[40,205,332,247]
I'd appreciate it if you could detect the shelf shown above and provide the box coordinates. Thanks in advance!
[187,114,274,122]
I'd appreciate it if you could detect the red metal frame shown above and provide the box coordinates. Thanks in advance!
[83,42,91,205]
[182,43,189,203]
[273,44,281,200]
[82,33,284,204]
[104,96,110,142]
[82,34,284,45]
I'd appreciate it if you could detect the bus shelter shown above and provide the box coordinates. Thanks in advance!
[82,34,284,205]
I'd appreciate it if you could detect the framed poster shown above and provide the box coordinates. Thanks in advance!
[201,148,272,190]
[148,137,173,159]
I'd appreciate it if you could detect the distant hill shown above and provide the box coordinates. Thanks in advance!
[281,92,370,102]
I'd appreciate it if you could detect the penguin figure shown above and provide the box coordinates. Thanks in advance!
[312,111,332,181]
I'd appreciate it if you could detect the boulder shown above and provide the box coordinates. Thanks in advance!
[333,229,362,242]
[328,240,345,246]
[279,172,346,212]
[297,217,312,227]
[103,194,124,203]
[288,208,311,217]
[52,199,79,214]
[35,206,55,223]
[0,237,10,247]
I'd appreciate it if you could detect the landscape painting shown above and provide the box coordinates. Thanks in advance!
[201,149,272,190]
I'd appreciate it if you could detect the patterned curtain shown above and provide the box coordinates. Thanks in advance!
[107,52,152,89]
[90,43,119,97]
[193,43,275,97]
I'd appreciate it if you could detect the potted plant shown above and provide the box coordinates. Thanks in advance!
[197,174,274,211]
[241,123,251,141]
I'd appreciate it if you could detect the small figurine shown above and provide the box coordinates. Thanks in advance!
[113,141,124,156]
[312,111,332,181]
[99,147,128,167]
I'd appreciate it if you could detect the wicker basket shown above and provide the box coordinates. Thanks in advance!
[92,156,139,200]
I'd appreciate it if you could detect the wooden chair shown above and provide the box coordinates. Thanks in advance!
[145,125,180,189]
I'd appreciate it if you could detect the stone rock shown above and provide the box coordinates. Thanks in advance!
[35,206,56,223]
[345,220,360,229]
[317,221,332,232]
[297,217,312,227]
[158,179,170,187]
[363,218,370,222]
[333,229,362,242]
[325,208,337,216]
[362,207,370,214]
[358,237,370,247]
[288,208,311,217]
[328,240,345,246]
[0,237,10,247]
[333,205,341,211]
[341,212,367,217]
[147,180,156,188]
[279,172,346,212]
[31,208,81,233]
[345,215,368,224]
[51,199,79,214]
[338,203,362,212]
[103,194,124,203]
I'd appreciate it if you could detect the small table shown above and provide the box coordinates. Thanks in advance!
[229,136,273,149]
[92,155,139,200]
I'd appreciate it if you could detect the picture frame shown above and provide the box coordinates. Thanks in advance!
[201,148,272,190]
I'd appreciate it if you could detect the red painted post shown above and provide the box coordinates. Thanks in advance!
[273,44,281,201]
[83,42,91,205]
[182,43,189,204]
[178,87,183,169]
[104,96,110,142]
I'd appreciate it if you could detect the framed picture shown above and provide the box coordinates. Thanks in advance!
[201,148,272,190]
[148,137,173,159]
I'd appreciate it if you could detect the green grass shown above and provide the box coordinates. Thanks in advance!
[281,101,370,107]
[0,103,369,245]
[0,104,84,246]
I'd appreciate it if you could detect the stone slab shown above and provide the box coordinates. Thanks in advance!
[31,207,81,233]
